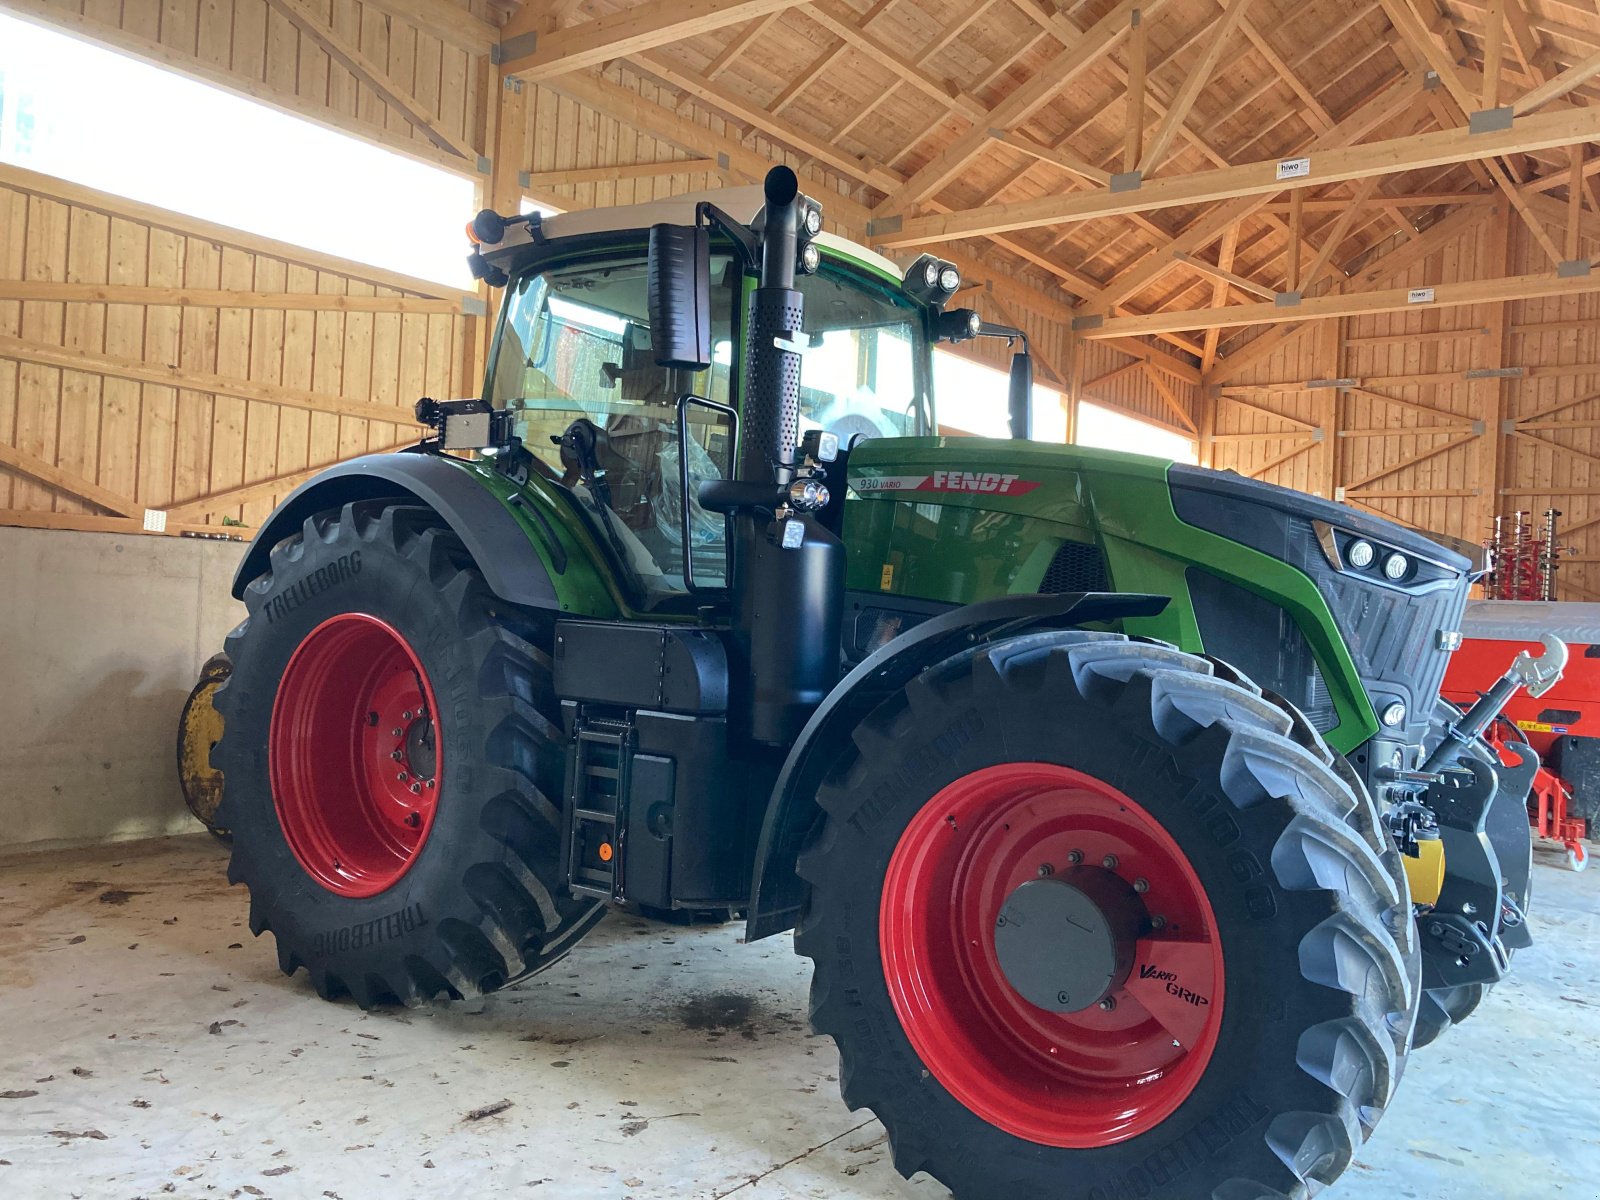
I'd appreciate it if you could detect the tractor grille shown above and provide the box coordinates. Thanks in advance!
[1039,539,1110,594]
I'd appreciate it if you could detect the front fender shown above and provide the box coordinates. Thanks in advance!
[231,452,562,609]
[744,590,1169,941]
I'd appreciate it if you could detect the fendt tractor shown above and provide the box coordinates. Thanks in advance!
[195,166,1563,1198]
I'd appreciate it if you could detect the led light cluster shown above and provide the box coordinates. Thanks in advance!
[1345,538,1409,583]
[902,253,962,308]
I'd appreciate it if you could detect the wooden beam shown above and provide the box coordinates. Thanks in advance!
[1082,266,1600,339]
[1123,6,1147,173]
[1243,437,1320,479]
[0,281,462,314]
[165,443,413,521]
[1569,144,1587,261]
[0,335,419,426]
[1241,17,1334,131]
[1140,362,1199,433]
[359,0,496,54]
[0,509,240,538]
[1343,430,1480,492]
[264,0,477,161]
[1485,155,1565,266]
[541,70,872,226]
[1482,0,1507,111]
[1140,0,1258,176]
[634,54,899,194]
[1202,224,1241,373]
[703,12,786,80]
[1172,251,1277,301]
[1513,45,1600,115]
[994,132,1112,187]
[872,102,1600,246]
[1287,189,1304,291]
[808,1,967,120]
[526,158,720,188]
[1094,75,1423,315]
[501,0,808,80]
[0,441,142,518]
[1303,177,1381,284]
[875,0,1163,211]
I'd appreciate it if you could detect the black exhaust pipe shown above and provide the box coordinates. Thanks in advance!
[731,167,844,746]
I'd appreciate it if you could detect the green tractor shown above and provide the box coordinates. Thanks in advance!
[202,166,1555,1198]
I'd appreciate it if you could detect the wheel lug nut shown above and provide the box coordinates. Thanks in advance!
[1101,854,1119,870]
[426,779,435,789]
[1133,878,1149,893]
[397,771,409,782]
[1066,849,1083,865]
[405,813,421,828]
[391,750,403,761]
[391,728,403,737]
[1099,997,1117,1012]
[1151,915,1167,930]
[402,711,412,721]
[410,783,422,795]
[1037,863,1054,877]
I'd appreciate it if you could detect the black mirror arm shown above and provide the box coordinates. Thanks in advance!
[696,202,760,270]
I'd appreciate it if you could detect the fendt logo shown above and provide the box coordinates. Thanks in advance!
[855,471,1041,497]
[930,470,1033,494]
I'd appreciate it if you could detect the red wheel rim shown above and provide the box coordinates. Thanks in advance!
[879,762,1225,1147]
[269,614,443,898]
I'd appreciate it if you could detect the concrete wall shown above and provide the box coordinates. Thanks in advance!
[0,527,246,850]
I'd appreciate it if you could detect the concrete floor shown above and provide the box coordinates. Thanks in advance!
[0,836,1596,1200]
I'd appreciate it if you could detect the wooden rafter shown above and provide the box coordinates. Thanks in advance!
[0,281,462,313]
[0,335,418,426]
[872,102,1600,246]
[500,0,810,80]
[874,0,1163,212]
[0,440,142,518]
[1139,0,1258,176]
[1084,264,1600,340]
[264,0,477,160]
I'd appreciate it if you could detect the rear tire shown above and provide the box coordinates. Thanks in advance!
[797,632,1417,1197]
[214,501,602,1007]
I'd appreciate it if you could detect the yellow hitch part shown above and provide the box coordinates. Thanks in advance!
[1403,839,1446,906]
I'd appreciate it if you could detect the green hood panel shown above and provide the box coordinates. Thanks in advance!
[842,436,1378,751]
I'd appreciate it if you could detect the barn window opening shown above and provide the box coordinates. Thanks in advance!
[0,11,477,288]
[1076,399,1199,463]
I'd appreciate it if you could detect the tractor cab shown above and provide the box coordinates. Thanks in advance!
[467,187,964,600]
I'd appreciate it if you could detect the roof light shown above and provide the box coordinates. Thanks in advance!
[938,265,961,292]
[1383,553,1409,581]
[1347,539,1375,568]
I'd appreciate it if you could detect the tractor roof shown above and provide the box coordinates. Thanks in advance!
[484,185,906,286]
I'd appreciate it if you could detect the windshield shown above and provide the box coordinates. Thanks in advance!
[796,265,929,440]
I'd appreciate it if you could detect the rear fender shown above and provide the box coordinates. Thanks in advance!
[744,591,1169,941]
[231,451,563,609]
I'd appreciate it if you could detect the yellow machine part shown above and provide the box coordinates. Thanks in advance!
[1403,839,1446,906]
[177,653,232,837]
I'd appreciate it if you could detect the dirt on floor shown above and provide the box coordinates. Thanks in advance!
[0,833,1597,1199]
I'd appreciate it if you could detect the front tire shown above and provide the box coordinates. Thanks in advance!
[213,501,602,1007]
[797,633,1417,1197]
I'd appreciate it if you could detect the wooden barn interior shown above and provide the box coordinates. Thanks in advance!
[4,2,1600,1196]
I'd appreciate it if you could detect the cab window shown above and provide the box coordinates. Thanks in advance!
[795,267,928,441]
[487,256,737,595]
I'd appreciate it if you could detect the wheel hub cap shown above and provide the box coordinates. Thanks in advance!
[994,869,1144,1013]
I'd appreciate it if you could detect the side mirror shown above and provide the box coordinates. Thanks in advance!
[647,223,711,371]
[1008,350,1033,441]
